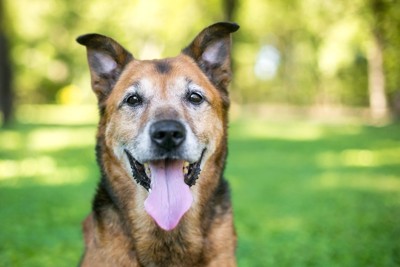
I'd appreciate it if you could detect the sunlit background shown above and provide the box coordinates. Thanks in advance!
[0,0,399,266]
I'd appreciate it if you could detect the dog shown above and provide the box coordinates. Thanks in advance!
[77,22,239,267]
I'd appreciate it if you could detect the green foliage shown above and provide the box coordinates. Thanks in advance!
[3,0,400,107]
[1,106,399,266]
[5,0,225,104]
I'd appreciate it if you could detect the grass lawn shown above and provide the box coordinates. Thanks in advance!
[1,106,400,266]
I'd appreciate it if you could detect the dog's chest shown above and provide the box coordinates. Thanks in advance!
[133,226,204,266]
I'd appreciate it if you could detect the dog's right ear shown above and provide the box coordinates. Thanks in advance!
[76,34,133,103]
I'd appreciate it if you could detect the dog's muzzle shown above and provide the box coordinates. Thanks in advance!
[123,119,205,231]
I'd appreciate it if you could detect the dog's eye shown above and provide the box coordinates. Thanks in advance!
[188,92,204,105]
[126,94,142,106]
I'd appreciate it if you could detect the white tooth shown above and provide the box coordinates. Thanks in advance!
[183,167,188,175]
[184,161,190,167]
[144,163,151,178]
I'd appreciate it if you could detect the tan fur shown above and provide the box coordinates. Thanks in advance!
[77,22,239,267]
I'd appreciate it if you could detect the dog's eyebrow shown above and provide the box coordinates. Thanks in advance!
[184,78,210,104]
[131,80,141,90]
[185,78,204,92]
[185,77,193,84]
[118,81,141,109]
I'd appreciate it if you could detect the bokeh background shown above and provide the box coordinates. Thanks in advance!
[0,0,399,266]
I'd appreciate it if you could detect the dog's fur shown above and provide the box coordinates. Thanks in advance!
[77,22,239,267]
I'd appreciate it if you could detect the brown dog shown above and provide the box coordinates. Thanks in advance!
[77,22,239,266]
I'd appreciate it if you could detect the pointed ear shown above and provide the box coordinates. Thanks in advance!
[182,22,239,92]
[76,34,133,103]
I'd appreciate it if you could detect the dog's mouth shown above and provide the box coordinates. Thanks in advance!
[124,149,204,191]
[124,149,205,231]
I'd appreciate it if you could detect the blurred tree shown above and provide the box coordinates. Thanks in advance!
[3,0,400,121]
[0,0,13,126]
[224,0,237,21]
[235,0,400,116]
[366,0,389,119]
[383,2,400,119]
[6,0,226,104]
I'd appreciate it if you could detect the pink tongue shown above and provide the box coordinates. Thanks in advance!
[144,160,193,231]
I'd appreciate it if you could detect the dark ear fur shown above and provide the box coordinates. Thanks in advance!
[182,22,239,93]
[76,34,133,103]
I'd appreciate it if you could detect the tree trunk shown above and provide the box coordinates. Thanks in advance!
[366,0,389,120]
[0,0,13,126]
[367,33,388,120]
[223,0,237,21]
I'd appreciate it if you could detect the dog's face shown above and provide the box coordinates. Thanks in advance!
[77,22,239,231]
[107,56,221,169]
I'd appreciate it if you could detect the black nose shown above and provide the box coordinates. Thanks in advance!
[150,120,186,150]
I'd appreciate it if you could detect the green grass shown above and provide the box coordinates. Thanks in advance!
[1,106,400,266]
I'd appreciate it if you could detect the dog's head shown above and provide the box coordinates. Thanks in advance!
[77,22,239,231]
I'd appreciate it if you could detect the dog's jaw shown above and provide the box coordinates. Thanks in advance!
[124,149,206,231]
[125,149,151,190]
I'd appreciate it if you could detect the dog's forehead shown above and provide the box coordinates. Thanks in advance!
[112,55,217,99]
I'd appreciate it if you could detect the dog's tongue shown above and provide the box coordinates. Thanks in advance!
[144,160,193,231]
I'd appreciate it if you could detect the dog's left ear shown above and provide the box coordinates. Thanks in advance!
[182,22,239,92]
[76,34,133,103]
